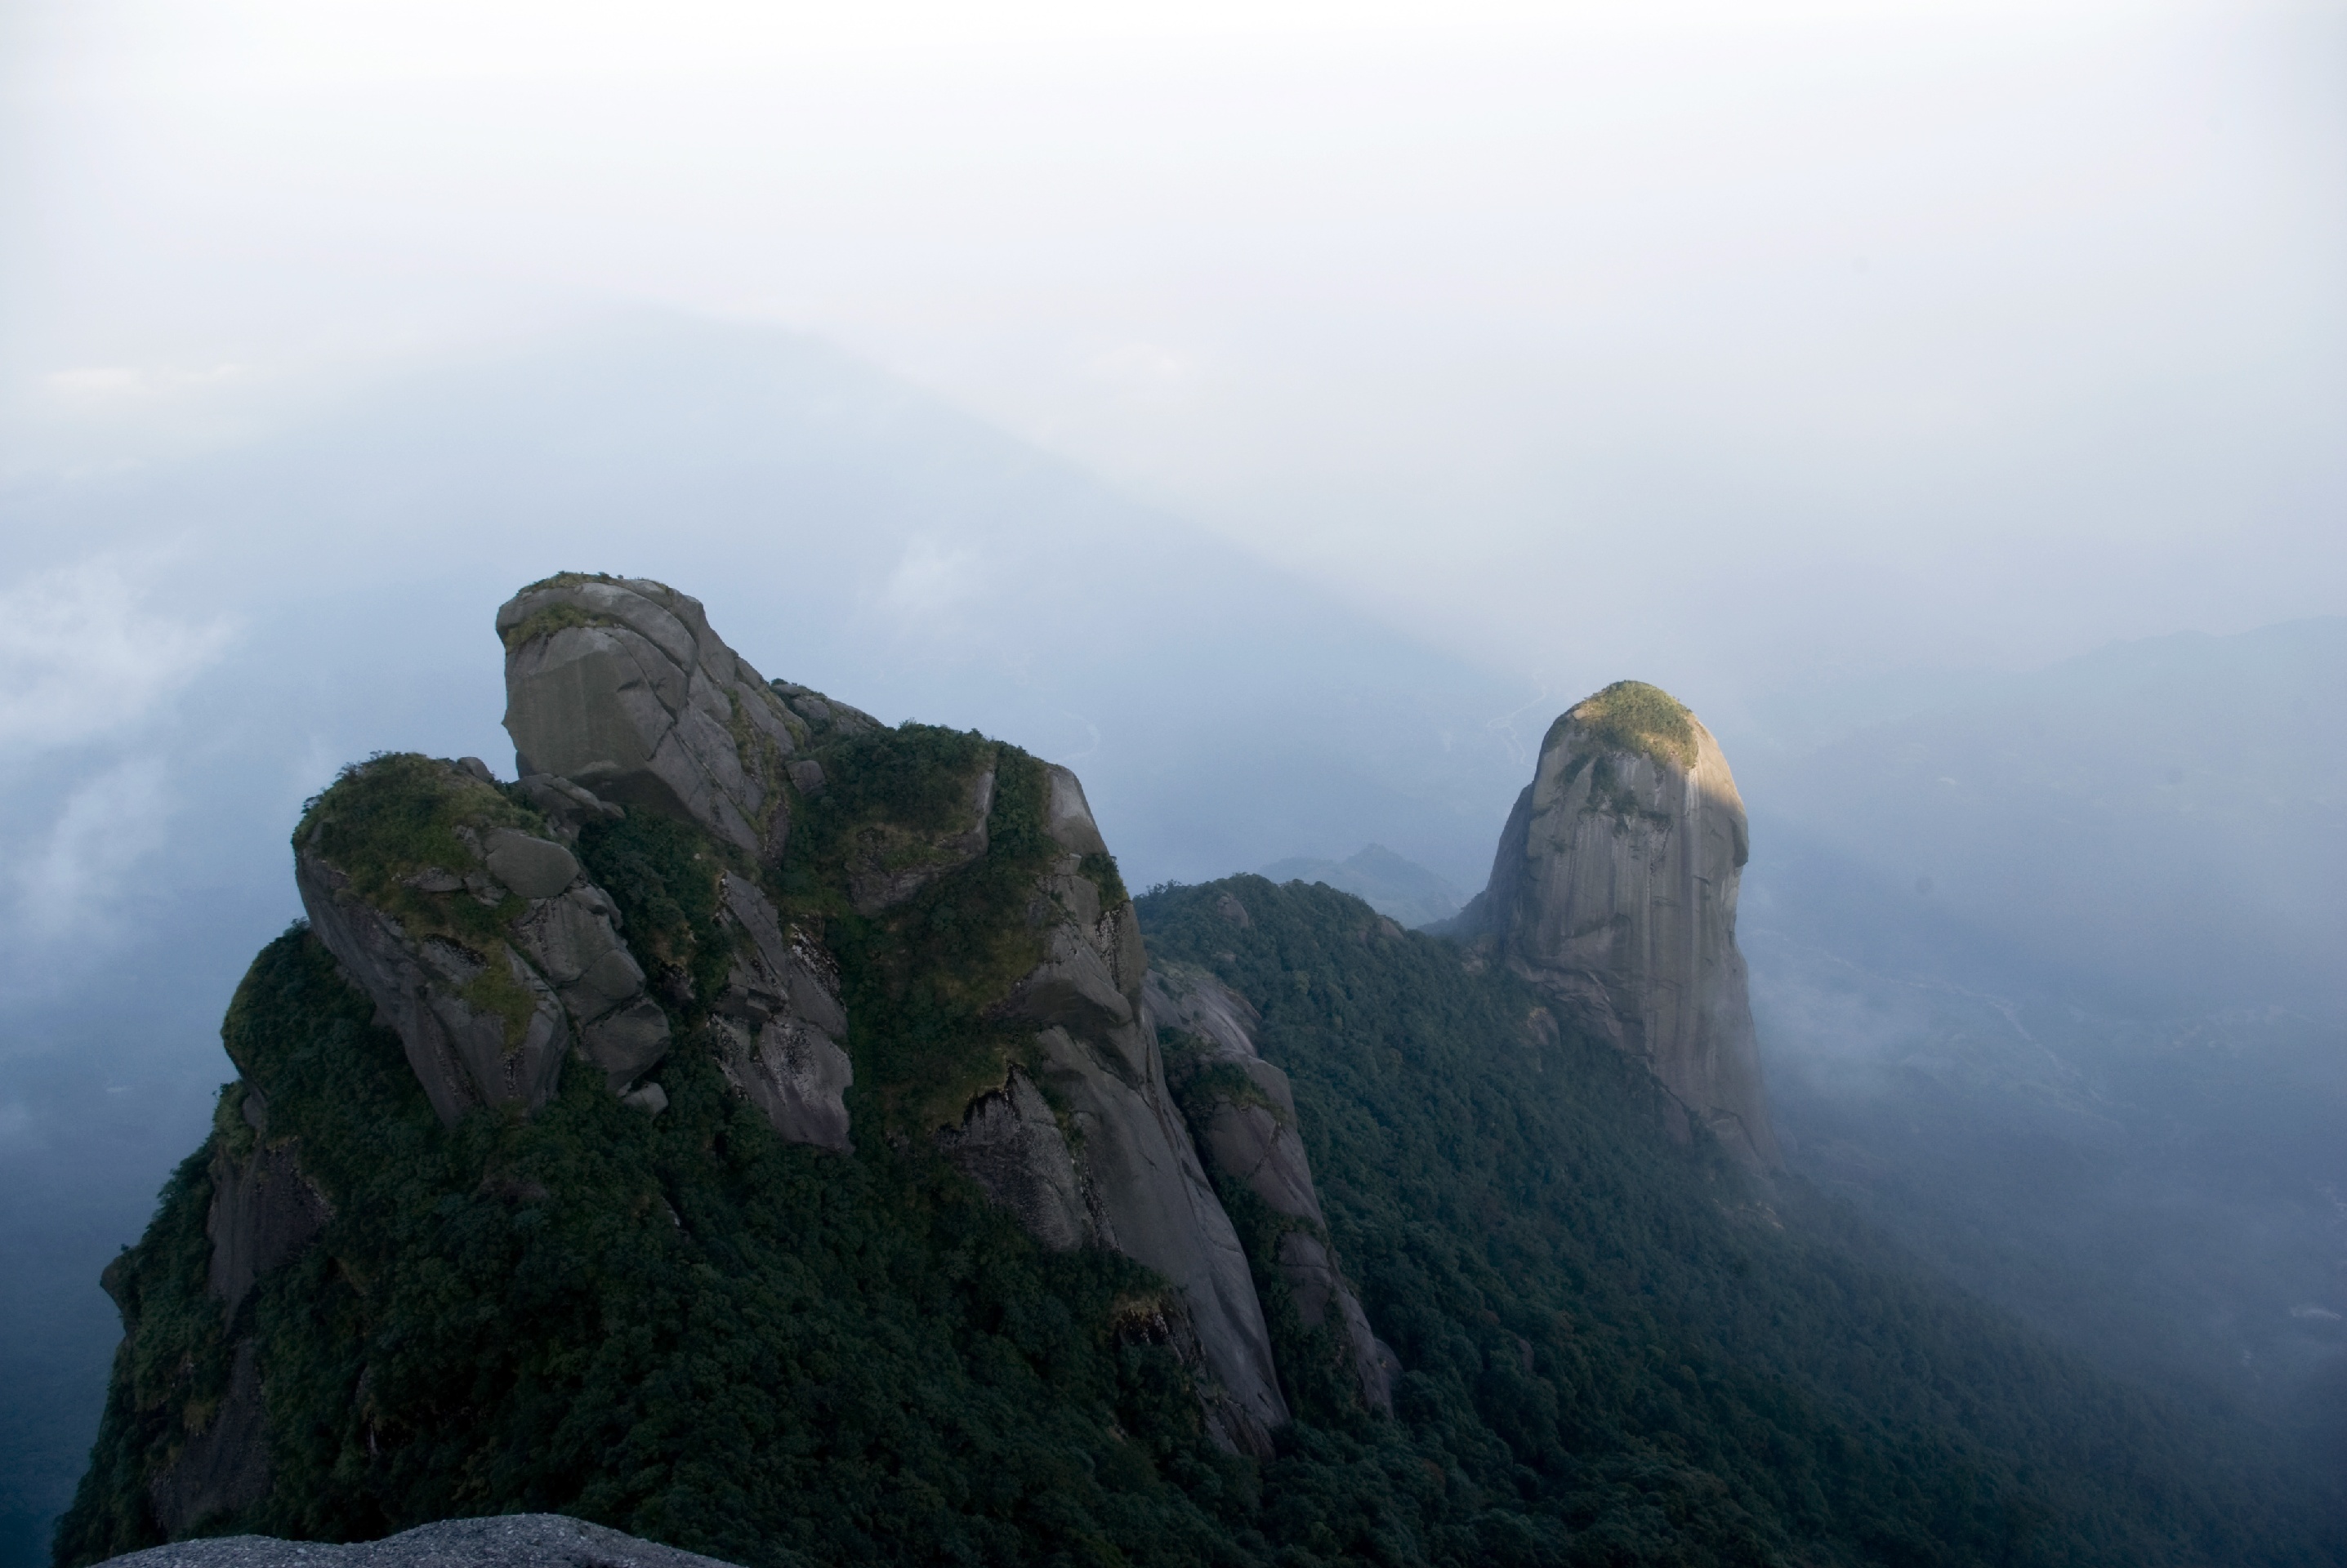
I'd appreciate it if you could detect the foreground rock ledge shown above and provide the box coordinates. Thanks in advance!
[96,1517,745,1568]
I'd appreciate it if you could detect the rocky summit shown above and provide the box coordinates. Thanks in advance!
[1446,680,1778,1169]
[51,581,2336,1568]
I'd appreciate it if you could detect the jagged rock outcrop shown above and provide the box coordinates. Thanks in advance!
[707,871,854,1152]
[294,755,669,1122]
[1450,681,1778,1169]
[1148,961,1395,1414]
[69,573,1313,1564]
[947,764,1292,1454]
[499,575,804,864]
[93,1514,749,1568]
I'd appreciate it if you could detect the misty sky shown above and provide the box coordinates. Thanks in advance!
[5,0,2341,702]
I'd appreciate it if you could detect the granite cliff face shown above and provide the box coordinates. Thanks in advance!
[1148,960,1395,1414]
[499,576,804,865]
[983,767,1289,1450]
[1452,682,1779,1170]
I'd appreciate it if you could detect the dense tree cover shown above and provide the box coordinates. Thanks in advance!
[56,929,1251,1568]
[1139,877,2343,1567]
[52,736,2342,1568]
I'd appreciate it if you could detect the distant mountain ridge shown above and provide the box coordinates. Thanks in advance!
[1256,844,1461,929]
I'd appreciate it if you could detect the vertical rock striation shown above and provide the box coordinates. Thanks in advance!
[960,766,1292,1454]
[1148,960,1395,1414]
[1453,682,1779,1170]
[706,871,854,1152]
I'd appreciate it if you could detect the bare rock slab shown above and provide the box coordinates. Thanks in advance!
[1458,681,1780,1170]
[93,1515,756,1568]
[499,575,802,864]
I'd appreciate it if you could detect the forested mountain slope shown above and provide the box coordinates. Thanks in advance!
[57,866,2340,1566]
[49,578,2342,1568]
[1137,877,2340,1566]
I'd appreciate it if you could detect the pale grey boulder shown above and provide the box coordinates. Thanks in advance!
[514,774,624,840]
[1147,962,1394,1414]
[1453,683,1780,1170]
[506,879,671,1091]
[771,681,881,741]
[480,830,580,899]
[707,872,853,1152]
[92,1513,757,1568]
[498,576,804,863]
[953,763,1290,1454]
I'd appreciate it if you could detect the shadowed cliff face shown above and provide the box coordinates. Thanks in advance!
[1146,960,1395,1417]
[1461,683,1778,1171]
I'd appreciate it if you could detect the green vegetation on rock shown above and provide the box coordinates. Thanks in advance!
[295,755,536,948]
[792,724,1063,1135]
[498,600,609,653]
[1554,681,1698,772]
[1080,851,1130,909]
[574,813,736,1022]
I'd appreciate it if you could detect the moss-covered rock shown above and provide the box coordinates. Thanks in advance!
[294,754,668,1121]
[1552,679,1698,772]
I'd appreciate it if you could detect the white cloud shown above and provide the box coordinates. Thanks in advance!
[878,539,984,625]
[43,363,254,406]
[0,559,237,756]
[8,755,175,951]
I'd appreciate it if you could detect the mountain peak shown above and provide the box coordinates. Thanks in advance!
[1552,679,1698,773]
[1459,688,1776,1170]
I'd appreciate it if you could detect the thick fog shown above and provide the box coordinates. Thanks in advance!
[2,2,2343,1561]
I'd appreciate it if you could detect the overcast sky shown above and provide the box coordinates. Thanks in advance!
[3,0,2342,706]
